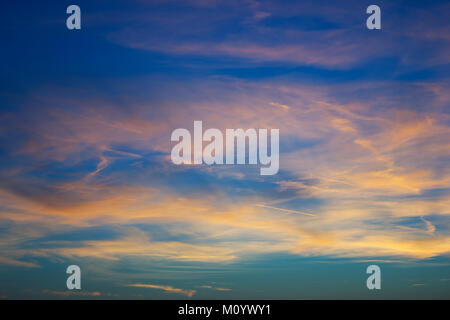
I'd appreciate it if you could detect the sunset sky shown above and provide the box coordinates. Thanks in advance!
[0,0,449,299]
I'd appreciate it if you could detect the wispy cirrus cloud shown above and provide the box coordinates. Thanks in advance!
[0,256,39,268]
[200,285,232,292]
[128,283,196,297]
[42,290,103,297]
[0,76,449,271]
[103,0,450,70]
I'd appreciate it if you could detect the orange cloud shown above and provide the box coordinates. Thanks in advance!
[128,284,196,297]
[0,79,448,269]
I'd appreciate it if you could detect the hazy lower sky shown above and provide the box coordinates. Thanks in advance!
[0,0,449,299]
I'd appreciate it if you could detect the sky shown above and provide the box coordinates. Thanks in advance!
[0,0,449,299]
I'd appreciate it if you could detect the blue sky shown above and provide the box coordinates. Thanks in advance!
[0,0,449,299]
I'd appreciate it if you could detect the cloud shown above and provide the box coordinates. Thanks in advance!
[255,204,315,216]
[269,102,290,110]
[200,285,231,291]
[43,290,102,297]
[0,256,39,268]
[0,75,448,271]
[46,229,240,263]
[421,216,436,234]
[128,284,196,297]
[103,0,450,70]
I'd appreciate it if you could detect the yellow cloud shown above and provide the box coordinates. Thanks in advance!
[128,284,196,297]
